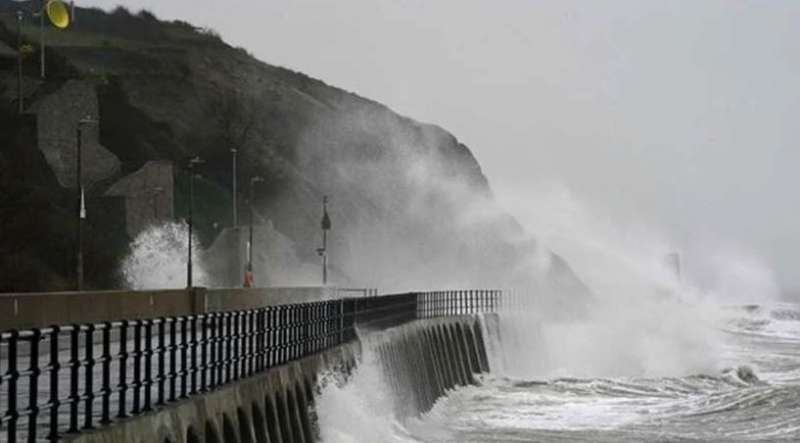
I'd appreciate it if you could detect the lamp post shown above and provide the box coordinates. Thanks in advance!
[16,10,23,113]
[76,116,96,291]
[245,176,264,287]
[187,156,204,288]
[231,148,238,228]
[317,196,331,286]
[10,1,70,80]
[39,0,44,77]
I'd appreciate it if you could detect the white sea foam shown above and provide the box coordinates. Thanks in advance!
[315,185,790,441]
[120,221,209,289]
[315,336,420,443]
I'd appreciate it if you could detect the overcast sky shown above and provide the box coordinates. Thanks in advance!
[86,1,800,292]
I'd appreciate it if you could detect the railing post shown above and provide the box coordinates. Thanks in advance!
[273,306,280,366]
[232,312,240,381]
[316,302,323,352]
[256,309,265,371]
[302,305,309,357]
[208,315,217,389]
[180,317,188,398]
[247,311,254,376]
[156,318,166,405]
[68,325,80,432]
[291,305,298,359]
[240,311,246,373]
[144,319,153,411]
[5,330,19,443]
[132,320,142,414]
[274,306,282,364]
[190,316,198,395]
[225,313,233,383]
[100,322,112,424]
[117,321,128,418]
[267,307,273,366]
[245,311,252,375]
[283,306,290,364]
[337,301,344,346]
[27,329,42,441]
[216,314,225,385]
[83,324,95,430]
[169,318,177,402]
[200,315,208,392]
[47,326,61,442]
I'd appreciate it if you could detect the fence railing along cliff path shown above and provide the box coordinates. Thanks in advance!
[0,289,502,442]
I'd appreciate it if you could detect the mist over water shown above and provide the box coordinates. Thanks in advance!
[313,184,794,442]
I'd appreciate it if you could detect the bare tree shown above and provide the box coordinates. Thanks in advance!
[211,88,258,154]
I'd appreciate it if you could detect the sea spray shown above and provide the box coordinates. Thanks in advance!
[121,221,209,289]
[483,185,780,379]
[315,331,417,443]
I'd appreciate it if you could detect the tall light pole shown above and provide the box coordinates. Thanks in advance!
[245,176,264,287]
[76,116,96,291]
[38,0,70,78]
[39,0,45,78]
[317,196,331,286]
[187,156,204,288]
[231,148,238,228]
[16,10,23,113]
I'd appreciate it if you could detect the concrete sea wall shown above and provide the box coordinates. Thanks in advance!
[367,316,490,418]
[64,315,489,443]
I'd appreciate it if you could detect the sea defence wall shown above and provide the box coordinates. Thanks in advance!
[64,316,490,443]
[0,287,337,330]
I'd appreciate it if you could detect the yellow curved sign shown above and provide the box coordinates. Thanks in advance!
[46,0,70,29]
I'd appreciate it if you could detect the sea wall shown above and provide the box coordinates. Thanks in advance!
[367,316,490,417]
[0,286,336,330]
[64,315,489,443]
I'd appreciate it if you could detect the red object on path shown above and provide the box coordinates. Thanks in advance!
[243,270,254,288]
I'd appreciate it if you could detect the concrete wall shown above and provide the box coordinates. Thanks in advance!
[202,287,337,313]
[369,316,490,417]
[0,289,191,330]
[64,316,489,443]
[32,79,120,189]
[0,286,336,331]
[105,160,175,237]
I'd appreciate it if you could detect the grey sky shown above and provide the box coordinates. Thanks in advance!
[86,1,800,291]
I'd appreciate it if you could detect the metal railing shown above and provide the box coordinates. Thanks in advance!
[0,290,501,442]
[417,290,502,318]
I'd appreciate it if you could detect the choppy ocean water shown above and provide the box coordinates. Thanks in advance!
[317,303,800,442]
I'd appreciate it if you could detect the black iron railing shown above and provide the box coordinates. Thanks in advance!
[417,290,502,318]
[0,290,500,442]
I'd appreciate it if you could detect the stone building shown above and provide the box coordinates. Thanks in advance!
[105,161,174,237]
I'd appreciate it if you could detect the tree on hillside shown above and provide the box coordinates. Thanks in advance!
[210,88,258,155]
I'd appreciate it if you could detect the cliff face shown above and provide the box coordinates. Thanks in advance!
[0,2,587,295]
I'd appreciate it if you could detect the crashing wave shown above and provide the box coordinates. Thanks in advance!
[721,365,761,386]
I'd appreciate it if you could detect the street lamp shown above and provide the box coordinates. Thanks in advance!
[16,10,23,113]
[76,116,96,291]
[231,148,238,228]
[8,1,70,83]
[37,0,70,78]
[245,176,264,287]
[187,156,204,288]
[317,195,331,285]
